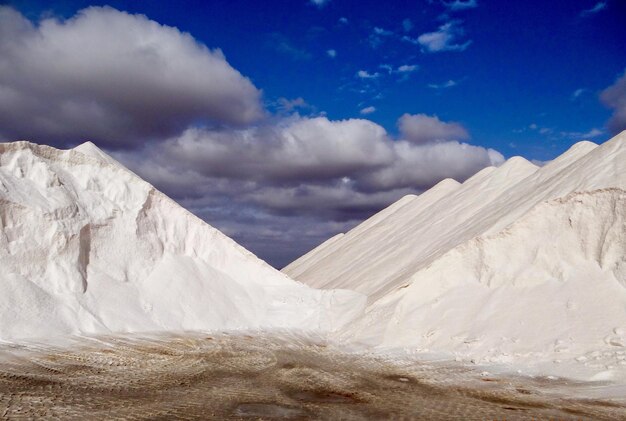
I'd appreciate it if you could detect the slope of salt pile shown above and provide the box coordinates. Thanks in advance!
[286,133,626,380]
[285,156,539,301]
[0,141,365,341]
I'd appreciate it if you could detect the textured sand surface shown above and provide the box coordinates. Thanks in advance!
[0,333,625,420]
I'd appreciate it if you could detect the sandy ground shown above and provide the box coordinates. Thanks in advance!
[0,333,626,420]
[0,332,625,420]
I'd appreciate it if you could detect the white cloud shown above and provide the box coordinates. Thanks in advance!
[580,2,607,17]
[571,88,586,100]
[397,113,470,144]
[357,70,380,79]
[409,21,472,52]
[443,0,478,11]
[276,97,312,113]
[561,128,604,139]
[360,140,503,191]
[0,5,504,269]
[428,79,457,89]
[326,49,337,58]
[581,128,604,138]
[374,27,393,36]
[368,26,395,49]
[0,6,263,148]
[377,64,418,77]
[360,106,376,115]
[379,64,393,74]
[119,114,501,201]
[528,123,553,135]
[310,0,331,8]
[397,64,418,73]
[153,116,394,184]
[113,114,502,265]
[600,69,626,134]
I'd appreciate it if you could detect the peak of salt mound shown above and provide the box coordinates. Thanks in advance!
[461,165,496,185]
[343,188,626,375]
[288,131,626,381]
[459,156,537,190]
[285,176,465,285]
[544,140,598,169]
[73,141,119,166]
[496,155,538,174]
[432,177,461,190]
[283,154,541,297]
[0,141,365,341]
[570,139,598,150]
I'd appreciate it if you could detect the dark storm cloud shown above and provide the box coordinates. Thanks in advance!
[0,6,263,149]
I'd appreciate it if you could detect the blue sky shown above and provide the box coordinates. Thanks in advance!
[10,0,625,159]
[1,0,625,266]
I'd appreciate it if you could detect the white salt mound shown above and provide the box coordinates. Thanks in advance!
[2,132,626,383]
[284,132,626,381]
[0,141,365,341]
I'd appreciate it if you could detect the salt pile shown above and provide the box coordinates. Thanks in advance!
[2,133,625,383]
[0,141,364,340]
[285,131,626,380]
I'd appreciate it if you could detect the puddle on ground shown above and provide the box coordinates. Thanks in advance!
[0,332,624,420]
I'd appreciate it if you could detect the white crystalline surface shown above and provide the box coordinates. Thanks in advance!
[2,132,626,385]
[0,141,365,341]
[285,132,626,381]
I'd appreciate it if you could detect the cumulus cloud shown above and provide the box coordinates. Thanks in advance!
[243,183,415,219]
[397,64,418,73]
[443,0,478,11]
[600,70,626,134]
[360,106,376,114]
[560,128,604,139]
[407,21,471,52]
[275,97,314,114]
[0,6,504,267]
[580,1,607,17]
[0,6,263,148]
[109,112,502,265]
[360,140,503,191]
[326,49,337,57]
[571,88,587,100]
[357,70,380,79]
[310,0,331,8]
[373,27,393,36]
[155,117,393,184]
[379,64,418,76]
[398,113,470,144]
[428,80,457,89]
[117,113,500,203]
